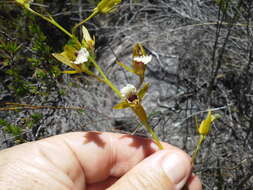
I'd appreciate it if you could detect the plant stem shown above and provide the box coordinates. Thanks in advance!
[145,122,164,149]
[89,57,122,98]
[192,135,206,165]
[26,7,74,39]
[72,10,98,34]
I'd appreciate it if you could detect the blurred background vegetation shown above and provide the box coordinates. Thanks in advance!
[0,0,253,189]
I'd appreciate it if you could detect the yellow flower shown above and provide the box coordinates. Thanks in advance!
[81,26,95,52]
[116,43,152,81]
[114,83,163,150]
[132,55,152,76]
[94,0,122,14]
[198,110,218,136]
[114,83,150,124]
[52,44,92,74]
[72,0,122,34]
[16,0,33,7]
[192,110,220,164]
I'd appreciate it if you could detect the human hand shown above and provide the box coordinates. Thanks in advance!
[0,132,202,190]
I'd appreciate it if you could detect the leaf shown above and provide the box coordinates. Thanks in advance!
[138,83,150,100]
[113,101,130,109]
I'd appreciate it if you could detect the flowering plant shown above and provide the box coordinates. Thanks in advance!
[192,110,220,164]
[15,0,163,149]
[14,0,221,157]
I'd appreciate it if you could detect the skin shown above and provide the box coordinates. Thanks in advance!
[0,132,202,190]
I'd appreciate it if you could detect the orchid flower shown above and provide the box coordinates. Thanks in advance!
[52,26,96,75]
[94,0,122,14]
[116,43,152,87]
[114,83,163,149]
[72,0,122,33]
[52,45,90,74]
[197,110,218,136]
[114,83,150,124]
[192,110,220,164]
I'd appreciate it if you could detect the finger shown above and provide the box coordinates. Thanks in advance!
[54,131,178,184]
[107,149,192,190]
[87,177,118,190]
[0,131,192,190]
[186,174,202,190]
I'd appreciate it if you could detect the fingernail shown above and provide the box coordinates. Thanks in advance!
[162,152,188,185]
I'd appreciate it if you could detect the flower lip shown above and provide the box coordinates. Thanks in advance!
[73,48,89,65]
[120,84,137,100]
[128,94,138,102]
[133,55,152,65]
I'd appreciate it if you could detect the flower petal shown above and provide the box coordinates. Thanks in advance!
[63,70,82,74]
[82,26,92,43]
[133,55,152,64]
[132,43,146,57]
[52,53,74,68]
[63,45,77,61]
[198,110,218,136]
[120,84,137,99]
[138,83,150,100]
[113,101,130,109]
[73,48,89,65]
[95,0,122,14]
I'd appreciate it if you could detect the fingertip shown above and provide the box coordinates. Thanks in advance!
[161,150,192,189]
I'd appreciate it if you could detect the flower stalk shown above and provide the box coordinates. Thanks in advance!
[72,0,122,34]
[89,57,122,98]
[72,11,98,35]
[114,84,163,149]
[25,7,74,39]
[192,110,220,164]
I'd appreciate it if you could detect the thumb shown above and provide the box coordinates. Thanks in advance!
[108,150,192,190]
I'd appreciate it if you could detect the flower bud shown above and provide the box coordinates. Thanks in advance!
[198,110,217,136]
[16,0,33,7]
[94,0,121,14]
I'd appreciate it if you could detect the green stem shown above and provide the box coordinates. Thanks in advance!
[144,122,164,150]
[72,10,98,34]
[26,7,74,39]
[89,57,122,98]
[192,135,206,165]
[137,75,144,89]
